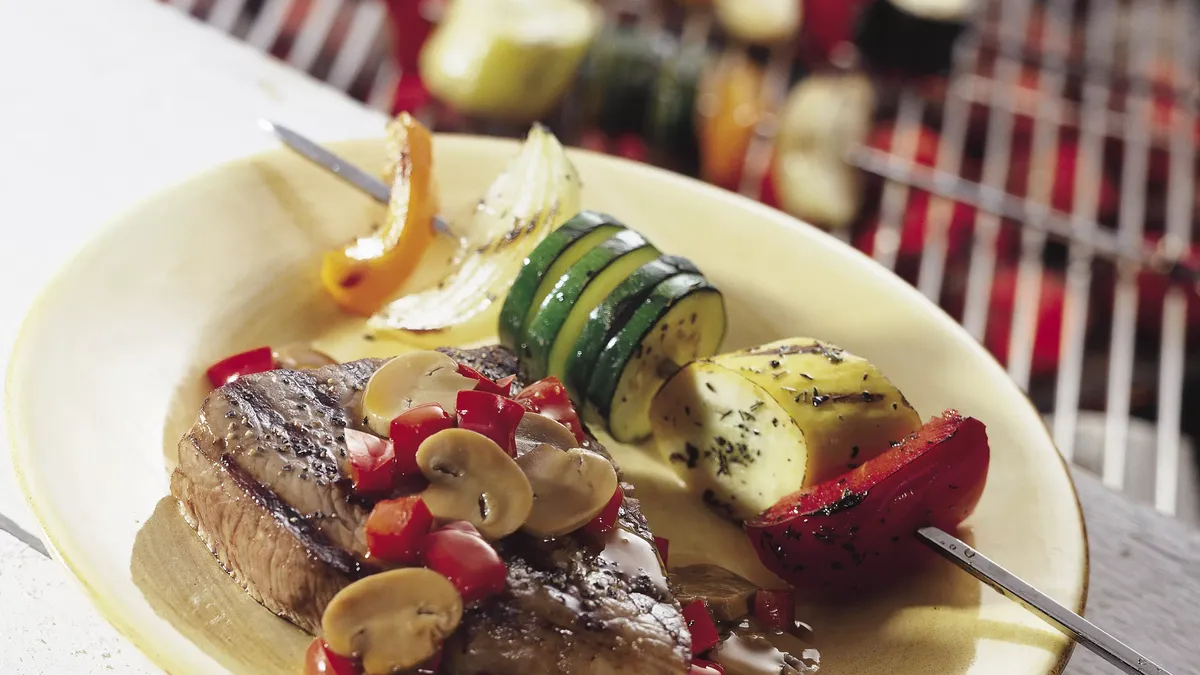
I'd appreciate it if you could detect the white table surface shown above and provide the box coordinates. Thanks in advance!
[1,1,1198,674]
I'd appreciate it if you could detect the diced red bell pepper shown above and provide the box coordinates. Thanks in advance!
[420,521,508,604]
[304,638,358,675]
[752,588,795,631]
[581,485,623,537]
[689,659,725,675]
[513,377,586,443]
[681,601,720,656]
[456,363,513,397]
[390,403,455,478]
[206,346,274,388]
[654,536,670,568]
[746,410,990,596]
[455,390,525,456]
[365,496,433,564]
[344,429,396,495]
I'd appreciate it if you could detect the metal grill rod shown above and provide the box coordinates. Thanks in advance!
[847,147,1200,285]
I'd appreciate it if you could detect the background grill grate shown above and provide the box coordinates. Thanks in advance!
[159,0,1200,524]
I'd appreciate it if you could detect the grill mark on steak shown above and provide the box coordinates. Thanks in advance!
[219,454,367,580]
[172,346,690,673]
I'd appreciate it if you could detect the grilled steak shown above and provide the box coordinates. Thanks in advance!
[170,346,690,673]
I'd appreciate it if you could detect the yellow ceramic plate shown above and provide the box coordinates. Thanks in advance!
[8,136,1085,675]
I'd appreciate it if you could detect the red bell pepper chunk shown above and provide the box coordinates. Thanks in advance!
[689,659,725,675]
[581,485,623,536]
[654,536,670,568]
[205,346,274,388]
[456,363,513,397]
[752,588,795,631]
[455,390,525,456]
[344,429,396,495]
[745,410,990,596]
[420,521,508,604]
[513,376,586,443]
[681,601,720,656]
[365,496,433,564]
[304,638,358,675]
[389,403,455,478]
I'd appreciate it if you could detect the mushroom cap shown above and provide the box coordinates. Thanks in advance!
[514,411,580,458]
[361,351,476,435]
[518,444,618,538]
[321,567,463,674]
[416,428,534,539]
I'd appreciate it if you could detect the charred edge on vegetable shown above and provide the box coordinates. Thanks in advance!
[812,489,868,517]
[744,342,845,363]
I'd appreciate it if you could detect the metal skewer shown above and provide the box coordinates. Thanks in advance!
[917,526,1173,675]
[258,119,451,235]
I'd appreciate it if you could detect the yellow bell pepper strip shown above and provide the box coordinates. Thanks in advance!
[321,113,438,316]
[696,50,766,191]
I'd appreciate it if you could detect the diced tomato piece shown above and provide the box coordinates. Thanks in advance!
[654,536,670,568]
[455,390,525,456]
[365,496,433,564]
[456,363,512,397]
[752,588,795,631]
[304,638,358,675]
[746,411,990,596]
[205,346,274,388]
[581,485,623,536]
[344,429,396,495]
[390,403,455,477]
[420,522,508,604]
[689,659,725,675]
[513,377,586,443]
[681,601,720,655]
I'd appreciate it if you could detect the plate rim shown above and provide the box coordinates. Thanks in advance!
[6,133,1089,674]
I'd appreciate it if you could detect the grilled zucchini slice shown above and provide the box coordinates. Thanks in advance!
[652,359,808,520]
[564,255,699,400]
[499,211,623,352]
[711,338,921,485]
[587,273,726,442]
[523,230,660,381]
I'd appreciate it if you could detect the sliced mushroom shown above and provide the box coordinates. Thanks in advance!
[517,443,618,538]
[272,343,337,370]
[514,411,580,458]
[669,564,758,622]
[321,567,463,675]
[416,428,533,539]
[361,350,476,435]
